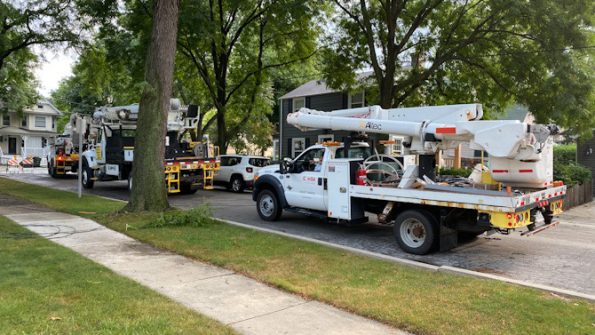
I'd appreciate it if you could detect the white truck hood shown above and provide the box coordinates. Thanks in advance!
[257,164,280,176]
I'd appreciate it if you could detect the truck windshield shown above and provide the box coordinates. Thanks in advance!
[335,147,372,159]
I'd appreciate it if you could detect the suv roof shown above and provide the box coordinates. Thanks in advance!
[219,154,268,159]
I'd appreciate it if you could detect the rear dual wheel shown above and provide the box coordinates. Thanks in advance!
[393,209,437,255]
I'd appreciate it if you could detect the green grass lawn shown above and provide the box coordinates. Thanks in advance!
[1,177,594,335]
[0,216,235,335]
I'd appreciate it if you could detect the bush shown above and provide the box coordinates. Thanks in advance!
[438,167,472,177]
[147,205,215,228]
[553,144,576,165]
[552,143,591,185]
[554,163,592,186]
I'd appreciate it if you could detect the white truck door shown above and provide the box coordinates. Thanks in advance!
[284,147,327,211]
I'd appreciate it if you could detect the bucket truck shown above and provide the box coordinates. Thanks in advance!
[64,99,219,194]
[252,104,566,254]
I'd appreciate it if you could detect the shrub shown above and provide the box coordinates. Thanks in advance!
[552,143,591,185]
[553,144,576,165]
[147,205,216,228]
[554,163,592,186]
[438,167,472,177]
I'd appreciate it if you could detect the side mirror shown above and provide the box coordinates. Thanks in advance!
[280,157,293,174]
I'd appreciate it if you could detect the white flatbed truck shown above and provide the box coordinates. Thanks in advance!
[252,104,566,254]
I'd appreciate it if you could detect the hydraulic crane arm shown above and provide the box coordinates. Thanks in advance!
[287,105,553,160]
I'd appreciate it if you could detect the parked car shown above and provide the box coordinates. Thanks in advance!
[215,155,270,192]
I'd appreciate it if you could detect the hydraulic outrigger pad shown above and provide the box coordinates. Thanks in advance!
[520,221,560,237]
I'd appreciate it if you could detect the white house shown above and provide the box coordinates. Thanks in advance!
[0,100,62,159]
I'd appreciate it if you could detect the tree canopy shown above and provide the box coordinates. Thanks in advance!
[174,0,325,151]
[323,0,594,135]
[0,0,119,113]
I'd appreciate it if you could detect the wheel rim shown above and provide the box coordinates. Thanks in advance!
[400,218,426,248]
[232,179,241,192]
[82,170,88,185]
[129,177,133,190]
[259,194,275,217]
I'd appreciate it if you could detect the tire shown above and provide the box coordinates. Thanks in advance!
[230,175,245,193]
[81,159,94,189]
[48,160,57,178]
[256,189,282,221]
[393,209,437,255]
[180,182,199,194]
[457,231,482,243]
[127,173,133,192]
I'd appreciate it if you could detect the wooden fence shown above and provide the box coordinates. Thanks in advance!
[563,180,593,210]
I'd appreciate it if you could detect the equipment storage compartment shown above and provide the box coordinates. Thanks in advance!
[326,159,365,221]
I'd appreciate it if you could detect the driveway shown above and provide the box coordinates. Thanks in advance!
[4,172,595,296]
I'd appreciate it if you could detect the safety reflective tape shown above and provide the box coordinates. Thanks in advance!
[435,127,457,134]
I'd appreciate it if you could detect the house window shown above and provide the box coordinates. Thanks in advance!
[293,97,305,112]
[2,115,9,126]
[35,116,46,128]
[52,117,55,129]
[291,137,306,158]
[348,91,365,108]
[386,135,404,155]
[272,139,279,160]
[22,117,27,127]
[42,137,47,148]
[318,134,334,144]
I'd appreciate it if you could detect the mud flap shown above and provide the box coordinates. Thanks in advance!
[439,223,458,252]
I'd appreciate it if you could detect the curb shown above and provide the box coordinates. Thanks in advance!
[220,218,440,271]
[3,176,594,302]
[220,218,595,303]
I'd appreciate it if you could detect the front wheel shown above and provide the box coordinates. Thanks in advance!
[256,189,282,221]
[393,209,437,255]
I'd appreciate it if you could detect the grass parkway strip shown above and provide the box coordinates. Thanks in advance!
[1,177,594,335]
[0,216,235,335]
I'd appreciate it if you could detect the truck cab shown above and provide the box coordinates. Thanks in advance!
[253,142,371,220]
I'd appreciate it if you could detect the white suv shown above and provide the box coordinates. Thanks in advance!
[215,155,270,192]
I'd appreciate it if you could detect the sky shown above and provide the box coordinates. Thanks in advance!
[34,49,76,97]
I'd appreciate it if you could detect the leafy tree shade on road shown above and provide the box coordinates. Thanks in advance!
[324,0,594,135]
[125,0,180,212]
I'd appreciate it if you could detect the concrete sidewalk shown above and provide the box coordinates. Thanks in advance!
[0,199,407,335]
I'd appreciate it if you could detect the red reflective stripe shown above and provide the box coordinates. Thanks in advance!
[519,169,533,173]
[436,127,457,134]
[492,169,508,173]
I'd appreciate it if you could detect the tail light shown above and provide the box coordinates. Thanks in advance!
[246,167,253,173]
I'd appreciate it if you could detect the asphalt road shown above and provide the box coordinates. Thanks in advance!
[4,171,595,296]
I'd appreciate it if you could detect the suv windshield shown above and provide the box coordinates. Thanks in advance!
[335,146,372,159]
[248,158,270,167]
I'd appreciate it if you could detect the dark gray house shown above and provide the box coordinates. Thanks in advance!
[577,130,595,194]
[276,76,368,159]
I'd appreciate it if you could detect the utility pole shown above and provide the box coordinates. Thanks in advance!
[77,117,85,198]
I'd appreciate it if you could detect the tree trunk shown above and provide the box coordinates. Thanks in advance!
[125,0,180,212]
[216,105,227,153]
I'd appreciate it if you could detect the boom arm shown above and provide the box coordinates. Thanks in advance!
[288,105,551,160]
[287,104,557,188]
